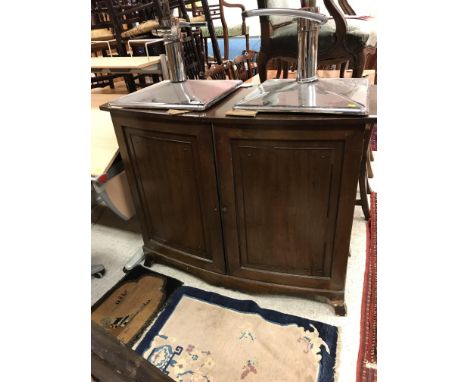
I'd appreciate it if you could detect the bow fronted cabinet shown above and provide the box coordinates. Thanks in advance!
[105,86,377,316]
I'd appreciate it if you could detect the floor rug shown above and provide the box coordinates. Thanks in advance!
[134,286,339,382]
[370,124,377,152]
[91,265,182,346]
[356,192,377,382]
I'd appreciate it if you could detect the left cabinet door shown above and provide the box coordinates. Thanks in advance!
[111,113,225,273]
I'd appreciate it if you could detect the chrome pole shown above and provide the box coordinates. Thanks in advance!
[158,0,188,82]
[162,27,188,83]
[242,8,327,83]
[297,5,320,82]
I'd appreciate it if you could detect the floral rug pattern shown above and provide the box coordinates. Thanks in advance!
[134,287,338,382]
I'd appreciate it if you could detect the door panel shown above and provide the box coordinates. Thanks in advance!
[130,134,207,256]
[118,119,225,273]
[215,124,351,289]
[234,141,339,277]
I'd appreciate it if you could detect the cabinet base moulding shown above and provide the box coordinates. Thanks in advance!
[143,248,347,316]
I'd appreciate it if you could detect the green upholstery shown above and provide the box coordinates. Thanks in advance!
[200,24,249,38]
[269,20,370,57]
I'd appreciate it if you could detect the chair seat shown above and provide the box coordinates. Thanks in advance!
[121,17,207,39]
[121,19,159,39]
[269,19,376,58]
[200,24,249,38]
[91,28,115,41]
[347,18,377,48]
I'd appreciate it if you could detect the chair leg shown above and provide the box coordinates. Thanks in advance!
[366,150,374,178]
[204,37,209,65]
[224,33,229,61]
[274,59,282,79]
[358,167,370,220]
[339,62,347,78]
[123,74,137,92]
[282,60,289,79]
[258,51,268,82]
[351,52,365,78]
[367,177,372,194]
[356,124,372,220]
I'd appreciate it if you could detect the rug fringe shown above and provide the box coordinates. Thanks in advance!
[332,325,343,381]
[365,361,377,370]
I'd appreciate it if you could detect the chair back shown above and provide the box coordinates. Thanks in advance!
[255,0,373,79]
[181,35,206,79]
[204,61,233,80]
[231,50,258,81]
[187,0,251,62]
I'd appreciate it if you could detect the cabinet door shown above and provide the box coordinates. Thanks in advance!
[215,122,364,290]
[113,114,225,273]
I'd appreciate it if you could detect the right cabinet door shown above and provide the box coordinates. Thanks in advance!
[214,122,364,291]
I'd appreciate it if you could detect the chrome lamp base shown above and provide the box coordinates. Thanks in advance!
[108,79,242,111]
[234,78,370,115]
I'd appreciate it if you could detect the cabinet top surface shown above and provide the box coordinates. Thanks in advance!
[105,84,377,125]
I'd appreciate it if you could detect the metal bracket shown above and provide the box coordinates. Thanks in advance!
[127,38,164,58]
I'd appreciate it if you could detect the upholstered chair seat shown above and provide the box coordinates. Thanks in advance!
[256,0,377,81]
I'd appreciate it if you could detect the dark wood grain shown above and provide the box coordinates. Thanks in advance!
[108,84,377,314]
[215,121,364,292]
[92,321,172,382]
[111,115,226,273]
[222,136,341,278]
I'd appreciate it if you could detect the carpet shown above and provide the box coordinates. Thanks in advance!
[356,192,377,382]
[370,124,377,152]
[91,265,182,346]
[134,286,339,382]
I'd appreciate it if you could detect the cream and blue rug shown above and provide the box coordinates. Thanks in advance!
[134,286,338,382]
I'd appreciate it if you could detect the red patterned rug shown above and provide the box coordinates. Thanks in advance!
[356,192,377,382]
[371,124,377,152]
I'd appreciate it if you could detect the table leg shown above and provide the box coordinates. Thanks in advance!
[123,74,137,93]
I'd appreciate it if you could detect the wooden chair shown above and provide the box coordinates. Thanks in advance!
[336,0,377,81]
[231,50,257,81]
[180,34,206,79]
[91,0,116,42]
[203,61,234,79]
[256,0,376,82]
[90,0,159,90]
[91,41,120,89]
[355,123,375,220]
[91,2,123,88]
[91,0,205,88]
[186,0,249,63]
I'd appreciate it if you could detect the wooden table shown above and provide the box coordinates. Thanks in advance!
[91,56,167,92]
[91,93,122,177]
[91,92,136,220]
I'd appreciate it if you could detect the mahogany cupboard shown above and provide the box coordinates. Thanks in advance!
[107,86,377,315]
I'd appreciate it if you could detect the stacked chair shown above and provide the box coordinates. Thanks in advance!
[255,0,377,81]
[186,0,250,63]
